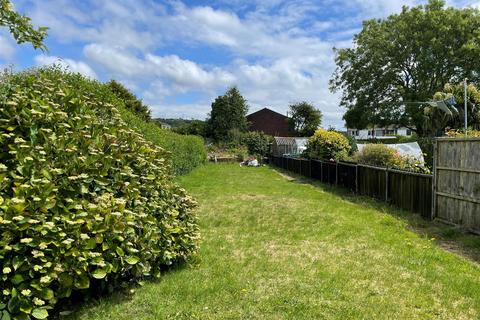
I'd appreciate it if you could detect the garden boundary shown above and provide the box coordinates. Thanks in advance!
[270,156,433,219]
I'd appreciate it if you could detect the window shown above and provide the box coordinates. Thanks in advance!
[406,129,412,136]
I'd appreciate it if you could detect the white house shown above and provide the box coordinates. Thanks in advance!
[347,126,413,140]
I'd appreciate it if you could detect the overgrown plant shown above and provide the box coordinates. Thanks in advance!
[0,67,200,319]
[305,128,351,160]
[355,144,429,173]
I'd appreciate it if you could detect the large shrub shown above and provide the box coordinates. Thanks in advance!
[305,129,351,160]
[356,144,429,173]
[242,131,272,157]
[355,144,402,167]
[0,67,200,319]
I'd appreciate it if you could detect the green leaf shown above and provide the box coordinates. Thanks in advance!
[59,273,73,288]
[125,256,139,265]
[1,310,11,320]
[32,308,48,320]
[74,275,90,289]
[92,268,107,279]
[11,274,24,285]
[115,247,124,257]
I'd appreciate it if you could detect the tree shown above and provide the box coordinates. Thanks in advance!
[206,86,249,141]
[424,83,480,135]
[107,80,151,120]
[331,0,480,135]
[288,102,322,137]
[174,120,207,137]
[0,0,48,50]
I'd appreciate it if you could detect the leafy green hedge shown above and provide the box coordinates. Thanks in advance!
[119,110,206,175]
[0,67,200,319]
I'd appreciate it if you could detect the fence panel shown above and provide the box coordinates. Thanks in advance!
[270,156,433,219]
[388,170,432,219]
[434,138,480,231]
[358,165,387,200]
[337,162,357,192]
[300,159,311,177]
[322,161,336,185]
[311,160,322,180]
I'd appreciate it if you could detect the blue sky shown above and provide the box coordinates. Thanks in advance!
[1,0,479,128]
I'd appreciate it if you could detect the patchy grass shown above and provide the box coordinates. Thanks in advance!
[69,164,480,319]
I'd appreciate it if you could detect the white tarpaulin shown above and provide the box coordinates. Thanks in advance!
[357,142,424,163]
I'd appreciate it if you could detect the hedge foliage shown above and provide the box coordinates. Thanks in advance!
[119,110,206,175]
[305,129,351,160]
[0,67,200,320]
[106,80,151,121]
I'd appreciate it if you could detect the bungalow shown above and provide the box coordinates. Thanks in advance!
[347,125,413,140]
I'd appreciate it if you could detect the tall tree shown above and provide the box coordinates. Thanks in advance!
[207,87,249,141]
[0,0,48,50]
[288,101,322,137]
[107,80,151,120]
[424,83,480,135]
[330,0,480,134]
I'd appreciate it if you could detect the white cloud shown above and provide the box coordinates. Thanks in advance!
[14,0,478,128]
[34,55,98,79]
[0,34,16,61]
[84,43,235,93]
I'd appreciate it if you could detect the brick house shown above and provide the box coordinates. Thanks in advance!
[246,107,291,136]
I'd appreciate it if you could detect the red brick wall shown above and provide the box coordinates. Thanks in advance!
[246,108,291,136]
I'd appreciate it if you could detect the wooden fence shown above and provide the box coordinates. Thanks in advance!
[433,138,480,232]
[271,156,433,219]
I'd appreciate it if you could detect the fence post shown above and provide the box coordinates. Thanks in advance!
[320,161,323,182]
[431,139,437,220]
[385,167,389,202]
[335,161,338,186]
[309,159,312,178]
[355,164,359,194]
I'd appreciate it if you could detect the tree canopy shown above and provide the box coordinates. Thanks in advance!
[0,0,48,50]
[206,87,249,141]
[331,0,480,134]
[424,82,480,135]
[288,101,322,137]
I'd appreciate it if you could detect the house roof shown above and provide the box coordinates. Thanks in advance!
[247,107,288,119]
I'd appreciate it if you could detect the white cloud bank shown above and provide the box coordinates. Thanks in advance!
[34,55,98,79]
[11,0,478,127]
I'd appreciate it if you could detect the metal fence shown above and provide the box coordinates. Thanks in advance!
[271,156,433,219]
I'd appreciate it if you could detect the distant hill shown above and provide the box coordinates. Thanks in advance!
[154,118,198,129]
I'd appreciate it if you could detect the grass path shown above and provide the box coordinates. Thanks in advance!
[71,164,480,319]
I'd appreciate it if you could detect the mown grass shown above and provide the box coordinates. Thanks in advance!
[69,164,480,319]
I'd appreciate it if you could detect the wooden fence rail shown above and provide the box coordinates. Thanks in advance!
[270,156,433,219]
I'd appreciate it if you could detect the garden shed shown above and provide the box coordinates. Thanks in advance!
[272,137,308,156]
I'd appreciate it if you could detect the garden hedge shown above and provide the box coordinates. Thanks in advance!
[0,67,200,319]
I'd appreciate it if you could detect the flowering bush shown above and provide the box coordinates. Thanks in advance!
[0,67,199,319]
[355,144,429,173]
[446,129,480,137]
[304,129,351,160]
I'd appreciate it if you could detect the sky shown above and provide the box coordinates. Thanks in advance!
[1,0,479,128]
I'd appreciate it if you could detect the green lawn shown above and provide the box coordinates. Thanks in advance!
[70,164,480,319]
